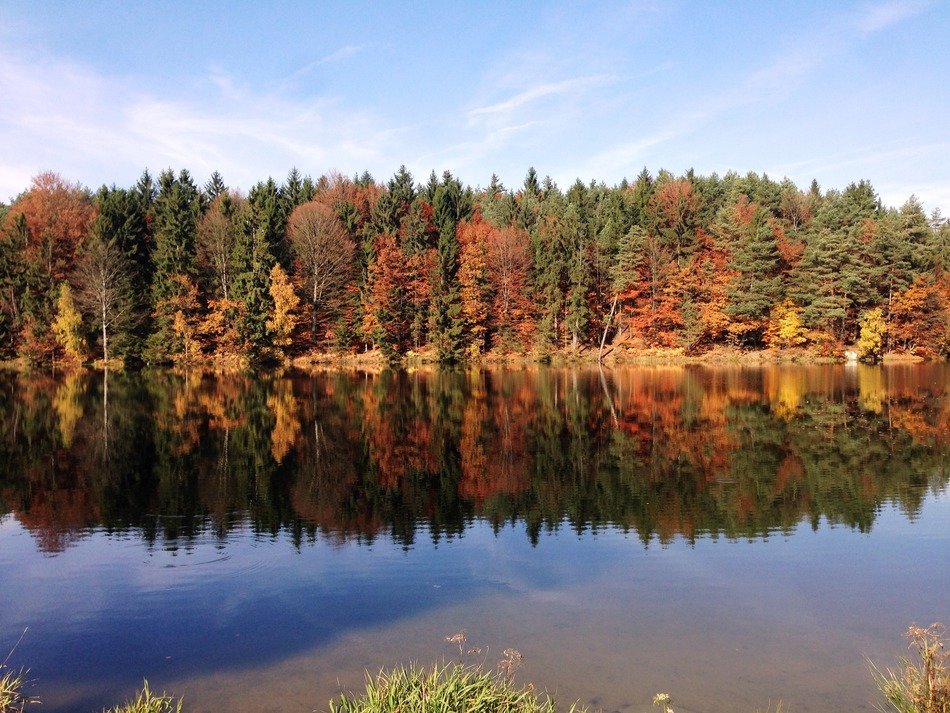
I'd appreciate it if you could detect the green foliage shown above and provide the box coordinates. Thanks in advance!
[432,171,472,363]
[151,169,200,302]
[328,663,573,713]
[232,180,284,356]
[146,170,201,362]
[91,183,154,361]
[0,165,948,362]
[791,228,852,339]
[726,214,783,343]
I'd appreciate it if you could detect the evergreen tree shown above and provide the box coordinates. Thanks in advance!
[479,174,515,229]
[204,171,227,202]
[232,180,282,356]
[151,169,200,299]
[0,215,28,356]
[790,228,852,341]
[372,165,416,235]
[432,171,472,363]
[534,212,570,350]
[725,213,783,344]
[280,168,315,224]
[147,169,201,361]
[91,184,153,359]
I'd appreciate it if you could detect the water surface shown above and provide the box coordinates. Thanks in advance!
[0,365,947,712]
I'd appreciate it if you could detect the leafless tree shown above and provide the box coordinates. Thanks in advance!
[197,193,243,301]
[287,201,355,343]
[73,235,133,365]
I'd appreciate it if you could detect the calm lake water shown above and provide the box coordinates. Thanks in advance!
[0,365,947,713]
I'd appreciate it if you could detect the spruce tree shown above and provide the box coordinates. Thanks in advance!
[147,169,201,361]
[203,171,227,202]
[432,171,472,363]
[232,179,282,357]
[91,184,153,360]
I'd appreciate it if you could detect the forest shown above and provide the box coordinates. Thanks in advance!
[1,166,948,367]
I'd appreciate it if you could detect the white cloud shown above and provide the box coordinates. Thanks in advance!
[858,0,929,34]
[468,75,613,120]
[281,44,368,90]
[0,46,394,197]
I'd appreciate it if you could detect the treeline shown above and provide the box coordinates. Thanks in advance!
[1,166,949,366]
[1,368,947,550]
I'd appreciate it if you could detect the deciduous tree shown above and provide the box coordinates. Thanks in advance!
[286,201,355,346]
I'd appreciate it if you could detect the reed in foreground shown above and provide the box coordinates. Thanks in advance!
[1,630,37,713]
[328,662,579,713]
[871,624,949,713]
[102,681,182,713]
[0,666,31,713]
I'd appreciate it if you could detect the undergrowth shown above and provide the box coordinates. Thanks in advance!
[102,681,183,713]
[328,661,580,713]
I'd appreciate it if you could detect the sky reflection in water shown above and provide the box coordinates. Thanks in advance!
[0,364,947,712]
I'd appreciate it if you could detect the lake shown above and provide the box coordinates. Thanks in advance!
[0,364,947,713]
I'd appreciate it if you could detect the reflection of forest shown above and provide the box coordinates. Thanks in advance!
[1,365,947,553]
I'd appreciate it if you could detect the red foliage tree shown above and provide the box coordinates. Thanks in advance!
[6,172,94,284]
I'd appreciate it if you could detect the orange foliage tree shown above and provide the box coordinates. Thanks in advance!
[362,233,413,357]
[487,225,533,349]
[6,172,94,285]
[888,275,950,356]
[457,215,494,354]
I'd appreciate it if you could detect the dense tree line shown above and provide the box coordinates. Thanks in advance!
[1,166,948,366]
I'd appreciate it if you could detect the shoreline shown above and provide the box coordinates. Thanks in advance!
[0,346,935,374]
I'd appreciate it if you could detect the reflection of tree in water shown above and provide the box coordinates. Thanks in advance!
[0,365,947,552]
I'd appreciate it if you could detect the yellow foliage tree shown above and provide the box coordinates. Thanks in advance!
[165,275,202,364]
[267,379,301,464]
[764,299,808,349]
[267,264,300,353]
[52,282,85,364]
[857,307,887,363]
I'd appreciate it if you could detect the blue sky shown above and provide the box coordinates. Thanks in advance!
[0,0,947,212]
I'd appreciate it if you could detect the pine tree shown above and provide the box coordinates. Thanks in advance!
[203,171,227,202]
[790,227,852,342]
[725,213,782,344]
[534,213,569,350]
[561,204,591,352]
